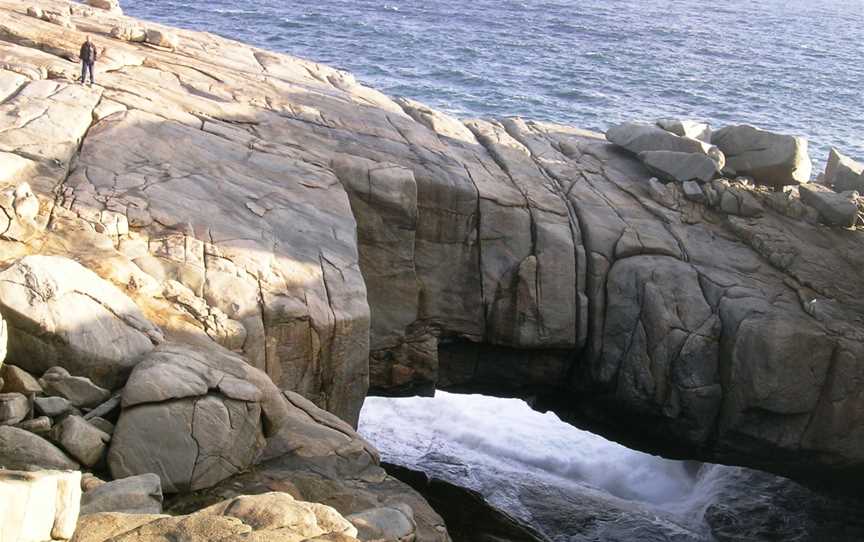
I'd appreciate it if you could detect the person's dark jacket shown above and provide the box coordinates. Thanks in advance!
[80,41,97,63]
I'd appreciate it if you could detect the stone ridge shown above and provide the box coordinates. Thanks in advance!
[0,0,862,489]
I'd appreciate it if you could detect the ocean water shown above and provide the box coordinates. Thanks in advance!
[359,393,864,541]
[124,0,864,167]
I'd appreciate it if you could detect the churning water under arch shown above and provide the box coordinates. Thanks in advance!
[359,392,860,541]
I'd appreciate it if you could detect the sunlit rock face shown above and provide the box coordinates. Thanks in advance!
[360,393,864,542]
[0,0,863,487]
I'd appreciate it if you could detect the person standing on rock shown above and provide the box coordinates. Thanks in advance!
[79,36,97,86]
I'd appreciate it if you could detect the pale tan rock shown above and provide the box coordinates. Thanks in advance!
[0,256,162,389]
[71,513,168,542]
[0,391,29,425]
[15,416,52,435]
[88,0,122,13]
[0,470,82,542]
[81,472,106,492]
[144,28,179,49]
[110,25,147,43]
[0,0,860,491]
[74,493,359,542]
[1,364,41,394]
[347,505,416,541]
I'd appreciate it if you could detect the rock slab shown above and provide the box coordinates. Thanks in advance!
[0,256,162,390]
[81,473,164,515]
[713,124,812,187]
[0,425,79,471]
[0,470,81,542]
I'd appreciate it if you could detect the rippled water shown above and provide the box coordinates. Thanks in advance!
[124,0,864,166]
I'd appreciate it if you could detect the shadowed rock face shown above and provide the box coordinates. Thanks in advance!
[0,0,863,489]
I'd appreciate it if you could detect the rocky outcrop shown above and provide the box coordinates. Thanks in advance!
[0,470,81,542]
[0,256,162,389]
[825,148,864,193]
[712,124,812,187]
[73,492,360,542]
[0,0,861,493]
[107,343,277,493]
[799,184,859,227]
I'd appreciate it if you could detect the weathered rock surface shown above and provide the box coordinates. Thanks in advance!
[50,414,111,467]
[0,470,81,542]
[168,389,449,542]
[73,492,360,542]
[656,118,712,142]
[15,415,51,435]
[0,256,162,389]
[713,124,812,187]
[1,364,42,394]
[0,425,79,471]
[80,473,164,515]
[825,147,864,193]
[87,0,121,13]
[607,121,725,168]
[34,396,76,418]
[108,342,294,493]
[799,184,859,227]
[0,391,29,425]
[40,367,111,408]
[0,0,861,491]
[639,150,720,182]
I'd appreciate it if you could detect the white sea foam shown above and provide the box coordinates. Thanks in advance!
[361,392,706,507]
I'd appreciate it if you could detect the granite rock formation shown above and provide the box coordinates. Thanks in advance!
[0,0,861,498]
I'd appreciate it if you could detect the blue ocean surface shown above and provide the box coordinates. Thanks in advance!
[123,0,864,170]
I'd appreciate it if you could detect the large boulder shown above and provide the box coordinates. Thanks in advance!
[656,118,712,142]
[0,470,81,542]
[50,415,111,468]
[824,148,864,193]
[108,343,291,493]
[40,367,111,408]
[0,256,163,389]
[799,184,859,228]
[81,474,163,515]
[87,0,122,13]
[639,150,720,182]
[606,122,725,169]
[712,125,812,187]
[167,389,450,542]
[72,492,359,542]
[144,28,180,50]
[0,426,79,471]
